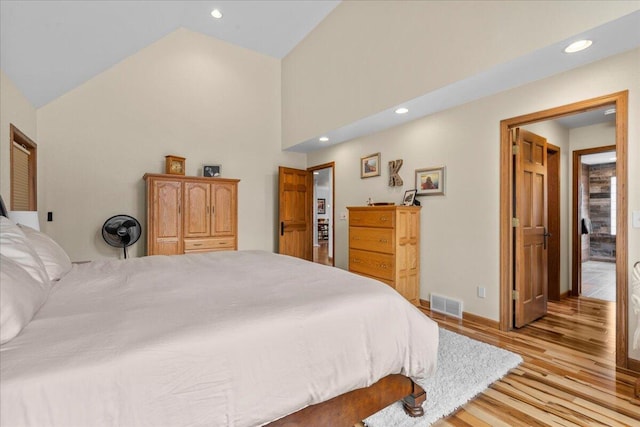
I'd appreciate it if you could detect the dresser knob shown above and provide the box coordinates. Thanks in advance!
[379,216,388,222]
[379,239,388,243]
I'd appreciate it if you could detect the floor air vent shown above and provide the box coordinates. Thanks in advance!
[430,293,463,318]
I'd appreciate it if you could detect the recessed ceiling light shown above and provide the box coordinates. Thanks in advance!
[395,107,409,114]
[564,40,592,53]
[604,108,616,116]
[319,136,329,142]
[211,9,223,19]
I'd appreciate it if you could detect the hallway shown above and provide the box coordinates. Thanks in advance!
[582,260,616,301]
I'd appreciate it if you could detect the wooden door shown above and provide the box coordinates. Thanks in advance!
[514,128,548,327]
[278,166,312,260]
[150,179,183,255]
[211,182,237,237]
[184,181,210,238]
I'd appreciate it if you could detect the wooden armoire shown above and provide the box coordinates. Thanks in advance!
[347,205,421,305]
[143,174,239,255]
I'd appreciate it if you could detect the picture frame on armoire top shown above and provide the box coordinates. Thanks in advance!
[203,164,221,177]
[165,155,185,175]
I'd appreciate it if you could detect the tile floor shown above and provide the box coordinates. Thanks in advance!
[581,260,616,302]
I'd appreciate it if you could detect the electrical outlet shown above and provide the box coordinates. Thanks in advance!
[633,210,640,228]
[477,286,486,298]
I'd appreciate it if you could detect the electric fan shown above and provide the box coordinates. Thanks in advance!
[102,215,142,259]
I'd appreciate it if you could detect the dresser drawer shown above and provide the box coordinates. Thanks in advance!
[349,210,395,228]
[349,249,394,281]
[349,227,394,254]
[184,237,235,252]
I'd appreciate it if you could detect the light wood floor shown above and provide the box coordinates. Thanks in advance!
[418,297,640,426]
[313,241,333,266]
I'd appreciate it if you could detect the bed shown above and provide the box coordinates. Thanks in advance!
[0,212,439,426]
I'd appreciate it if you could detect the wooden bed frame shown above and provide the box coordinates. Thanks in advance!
[266,374,425,426]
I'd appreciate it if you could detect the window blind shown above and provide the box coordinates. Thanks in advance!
[12,142,31,210]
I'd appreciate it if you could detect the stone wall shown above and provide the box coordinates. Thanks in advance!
[588,162,616,261]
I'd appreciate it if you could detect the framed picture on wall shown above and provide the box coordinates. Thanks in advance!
[317,198,326,214]
[361,152,381,178]
[416,166,445,196]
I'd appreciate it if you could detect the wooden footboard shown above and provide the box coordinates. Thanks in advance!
[266,374,425,427]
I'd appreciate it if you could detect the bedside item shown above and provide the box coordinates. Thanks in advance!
[102,215,142,259]
[203,164,221,177]
[165,155,186,175]
[143,174,239,255]
[347,205,421,305]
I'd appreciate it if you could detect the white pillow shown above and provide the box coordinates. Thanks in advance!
[0,216,50,287]
[0,255,49,344]
[19,224,72,281]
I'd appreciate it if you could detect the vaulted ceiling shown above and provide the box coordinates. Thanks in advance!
[0,0,340,108]
[1,2,638,147]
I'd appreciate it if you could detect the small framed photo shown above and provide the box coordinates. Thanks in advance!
[361,152,381,179]
[317,198,326,214]
[416,166,445,196]
[403,189,417,206]
[203,165,221,177]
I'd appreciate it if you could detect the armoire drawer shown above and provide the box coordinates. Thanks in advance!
[349,210,395,228]
[184,237,235,252]
[349,249,394,281]
[349,227,394,254]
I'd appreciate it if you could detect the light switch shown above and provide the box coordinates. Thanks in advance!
[632,210,640,228]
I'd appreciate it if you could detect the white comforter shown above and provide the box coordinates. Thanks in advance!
[1,250,438,427]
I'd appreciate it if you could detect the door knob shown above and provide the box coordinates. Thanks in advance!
[543,228,552,250]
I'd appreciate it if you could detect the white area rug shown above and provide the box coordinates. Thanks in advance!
[365,328,523,426]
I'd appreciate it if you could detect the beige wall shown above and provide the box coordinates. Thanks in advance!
[307,50,640,338]
[0,70,37,208]
[36,28,305,260]
[282,1,639,149]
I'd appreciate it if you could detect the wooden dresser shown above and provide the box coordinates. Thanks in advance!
[347,206,421,305]
[143,174,239,255]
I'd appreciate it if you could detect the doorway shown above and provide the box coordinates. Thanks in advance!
[573,147,617,302]
[310,163,334,266]
[499,91,629,369]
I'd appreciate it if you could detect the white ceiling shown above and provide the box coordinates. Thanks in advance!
[0,2,638,152]
[0,0,340,108]
[582,151,617,165]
